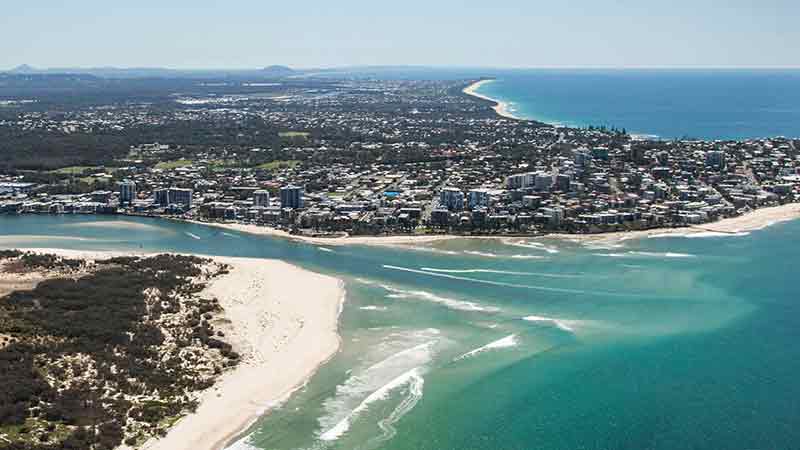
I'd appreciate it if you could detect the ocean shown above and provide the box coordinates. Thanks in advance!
[469,69,800,140]
[2,215,800,449]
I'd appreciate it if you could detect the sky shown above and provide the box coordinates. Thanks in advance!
[3,0,799,69]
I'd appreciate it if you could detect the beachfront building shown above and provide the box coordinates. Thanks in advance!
[91,190,112,204]
[540,206,565,227]
[169,188,193,208]
[154,187,193,208]
[118,180,137,205]
[154,188,169,206]
[253,190,271,207]
[440,187,465,211]
[280,185,304,209]
[468,189,491,209]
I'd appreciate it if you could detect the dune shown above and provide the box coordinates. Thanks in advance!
[0,247,345,450]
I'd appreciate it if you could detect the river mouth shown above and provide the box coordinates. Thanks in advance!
[2,214,798,450]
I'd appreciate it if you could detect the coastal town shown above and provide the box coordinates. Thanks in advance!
[1,77,799,238]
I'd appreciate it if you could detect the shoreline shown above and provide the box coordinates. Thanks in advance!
[462,79,522,120]
[544,203,800,242]
[146,255,345,450]
[183,219,460,247]
[181,203,800,247]
[0,247,346,450]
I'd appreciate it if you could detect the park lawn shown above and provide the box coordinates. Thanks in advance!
[256,160,301,171]
[49,166,104,175]
[205,159,238,171]
[154,159,194,170]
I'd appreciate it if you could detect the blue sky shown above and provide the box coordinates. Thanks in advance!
[3,0,799,69]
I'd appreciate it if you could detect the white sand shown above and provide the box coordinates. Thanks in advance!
[189,203,800,248]
[61,220,165,231]
[0,248,345,450]
[463,79,521,120]
[145,256,344,450]
[186,220,458,247]
[546,203,800,242]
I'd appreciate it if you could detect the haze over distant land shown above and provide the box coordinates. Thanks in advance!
[2,0,798,69]
[2,64,298,78]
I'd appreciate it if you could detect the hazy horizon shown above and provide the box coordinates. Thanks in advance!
[6,64,800,72]
[3,0,798,70]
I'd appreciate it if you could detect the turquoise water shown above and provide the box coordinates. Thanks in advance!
[2,215,799,449]
[473,69,800,140]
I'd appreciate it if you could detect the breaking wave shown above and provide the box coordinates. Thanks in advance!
[685,231,750,238]
[648,231,750,239]
[581,242,625,250]
[320,368,425,442]
[463,250,545,260]
[523,315,581,333]
[382,265,634,297]
[594,251,695,259]
[404,246,460,256]
[502,239,560,254]
[360,305,388,311]
[381,284,499,313]
[419,267,582,278]
[184,232,202,240]
[317,331,438,443]
[454,334,518,361]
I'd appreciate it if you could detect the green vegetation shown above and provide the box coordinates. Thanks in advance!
[0,253,236,450]
[48,166,103,175]
[154,159,194,170]
[0,418,73,446]
[256,159,300,171]
[203,159,239,171]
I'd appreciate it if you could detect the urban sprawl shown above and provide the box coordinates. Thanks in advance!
[2,77,799,237]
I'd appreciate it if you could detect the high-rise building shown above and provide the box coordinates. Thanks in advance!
[467,189,491,209]
[706,150,727,170]
[154,188,170,206]
[554,174,571,192]
[118,180,137,205]
[430,208,450,227]
[541,206,565,226]
[280,185,304,209]
[253,190,271,207]
[534,172,554,191]
[505,172,537,189]
[440,187,465,211]
[574,148,592,168]
[169,188,193,208]
[154,187,193,208]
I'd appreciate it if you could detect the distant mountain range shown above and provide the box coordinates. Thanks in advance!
[1,64,489,80]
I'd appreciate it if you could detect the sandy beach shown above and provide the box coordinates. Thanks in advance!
[0,247,345,450]
[144,255,344,450]
[186,203,800,249]
[545,203,800,242]
[190,220,456,247]
[462,79,521,120]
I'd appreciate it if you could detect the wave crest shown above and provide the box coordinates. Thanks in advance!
[454,334,518,361]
